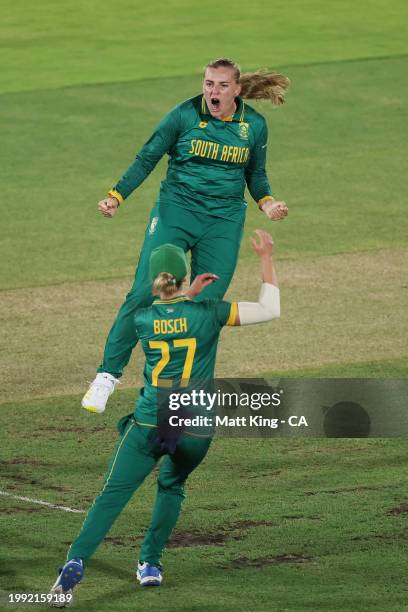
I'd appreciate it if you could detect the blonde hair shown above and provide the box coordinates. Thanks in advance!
[205,57,290,106]
[152,272,184,298]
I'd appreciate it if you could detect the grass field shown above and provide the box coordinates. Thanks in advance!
[1,1,407,610]
[1,399,407,611]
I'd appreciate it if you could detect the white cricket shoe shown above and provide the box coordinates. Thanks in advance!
[81,373,118,414]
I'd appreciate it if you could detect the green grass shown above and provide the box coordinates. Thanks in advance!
[1,249,406,403]
[1,1,408,610]
[2,0,408,94]
[264,356,408,378]
[1,398,407,611]
[2,56,408,288]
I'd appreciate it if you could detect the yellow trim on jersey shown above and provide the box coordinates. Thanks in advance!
[226,302,238,326]
[135,420,157,428]
[153,296,189,305]
[103,422,134,489]
[108,189,124,204]
[222,115,233,122]
[239,101,245,122]
[184,430,213,438]
[73,419,134,535]
[258,195,275,209]
[135,420,212,438]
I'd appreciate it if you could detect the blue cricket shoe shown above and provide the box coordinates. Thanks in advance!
[136,561,163,586]
[49,558,84,607]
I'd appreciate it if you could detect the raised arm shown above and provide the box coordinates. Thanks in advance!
[234,230,280,326]
[187,231,281,326]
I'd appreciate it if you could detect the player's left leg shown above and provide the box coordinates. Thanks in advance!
[190,209,246,301]
[137,434,212,585]
[67,420,159,561]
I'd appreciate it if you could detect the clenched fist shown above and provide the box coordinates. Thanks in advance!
[261,199,288,221]
[98,197,119,218]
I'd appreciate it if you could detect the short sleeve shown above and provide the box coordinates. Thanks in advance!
[214,301,239,327]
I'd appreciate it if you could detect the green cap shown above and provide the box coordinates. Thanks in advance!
[149,244,188,281]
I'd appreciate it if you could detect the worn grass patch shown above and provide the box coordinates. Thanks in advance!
[1,249,406,403]
[2,3,407,610]
[220,247,408,377]
[1,397,407,611]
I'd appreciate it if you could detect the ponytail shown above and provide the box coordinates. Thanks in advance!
[152,272,184,298]
[239,70,289,105]
[205,58,290,105]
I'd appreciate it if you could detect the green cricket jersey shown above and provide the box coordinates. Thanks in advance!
[133,295,237,424]
[110,95,273,219]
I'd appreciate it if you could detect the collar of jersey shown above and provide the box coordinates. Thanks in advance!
[153,295,190,305]
[200,95,245,122]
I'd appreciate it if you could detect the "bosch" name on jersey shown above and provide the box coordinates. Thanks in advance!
[153,318,188,334]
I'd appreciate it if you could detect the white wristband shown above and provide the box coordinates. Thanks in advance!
[237,283,280,325]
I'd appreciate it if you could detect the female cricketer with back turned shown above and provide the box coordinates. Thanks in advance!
[82,57,289,414]
[50,229,280,605]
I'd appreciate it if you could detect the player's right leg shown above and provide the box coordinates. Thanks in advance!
[82,203,193,413]
[49,416,160,605]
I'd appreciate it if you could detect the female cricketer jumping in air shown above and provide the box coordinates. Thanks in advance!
[50,230,280,605]
[82,57,289,414]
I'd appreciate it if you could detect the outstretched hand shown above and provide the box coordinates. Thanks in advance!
[250,229,274,257]
[98,197,119,218]
[261,200,288,221]
[186,273,219,299]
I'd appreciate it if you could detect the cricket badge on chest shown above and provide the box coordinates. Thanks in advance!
[238,122,249,141]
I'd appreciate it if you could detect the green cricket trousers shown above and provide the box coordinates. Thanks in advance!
[98,201,245,378]
[68,415,212,565]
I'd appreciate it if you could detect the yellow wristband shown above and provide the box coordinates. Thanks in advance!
[108,189,124,205]
[258,196,275,210]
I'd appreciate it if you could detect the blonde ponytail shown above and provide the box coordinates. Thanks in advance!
[239,70,289,105]
[152,272,184,298]
[205,58,290,105]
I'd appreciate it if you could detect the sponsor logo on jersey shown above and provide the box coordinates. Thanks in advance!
[149,216,159,235]
[199,121,208,128]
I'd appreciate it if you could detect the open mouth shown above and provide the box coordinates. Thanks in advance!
[210,97,220,111]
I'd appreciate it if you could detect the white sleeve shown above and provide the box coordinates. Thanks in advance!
[237,283,280,325]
